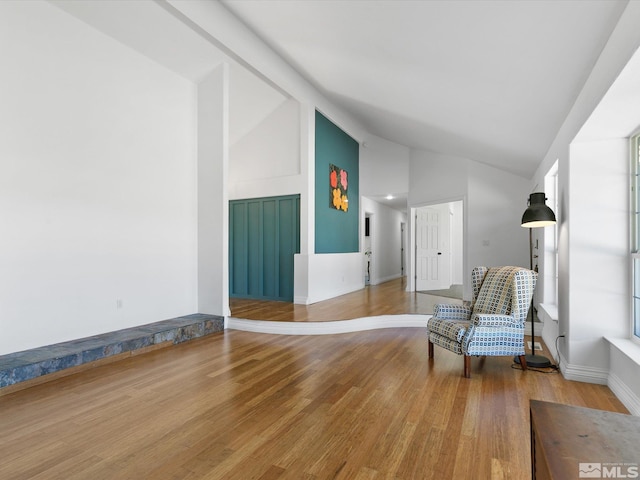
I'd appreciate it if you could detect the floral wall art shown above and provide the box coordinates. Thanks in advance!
[329,164,348,212]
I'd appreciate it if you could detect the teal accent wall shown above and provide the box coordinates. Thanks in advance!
[229,195,300,302]
[315,111,359,253]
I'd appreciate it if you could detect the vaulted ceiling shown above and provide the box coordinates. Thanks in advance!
[53,0,628,182]
[222,0,627,179]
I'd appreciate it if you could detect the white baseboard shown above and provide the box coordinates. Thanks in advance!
[370,273,401,286]
[558,353,609,385]
[227,314,431,335]
[294,284,363,305]
[293,295,309,304]
[608,372,640,416]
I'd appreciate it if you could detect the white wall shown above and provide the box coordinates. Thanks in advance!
[198,65,230,317]
[564,139,629,379]
[526,1,640,410]
[570,140,629,368]
[409,150,468,205]
[229,98,302,200]
[359,134,410,285]
[360,134,410,198]
[451,201,464,285]
[466,160,530,269]
[408,149,529,299]
[228,63,289,146]
[361,197,407,285]
[0,1,198,355]
[294,253,364,304]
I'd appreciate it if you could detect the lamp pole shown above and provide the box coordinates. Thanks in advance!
[518,192,555,368]
[524,227,551,367]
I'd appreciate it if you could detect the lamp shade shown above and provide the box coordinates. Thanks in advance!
[521,192,556,228]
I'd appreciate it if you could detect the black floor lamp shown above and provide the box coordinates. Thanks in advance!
[519,192,556,368]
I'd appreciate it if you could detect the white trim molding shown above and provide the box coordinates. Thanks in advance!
[227,314,431,335]
[558,348,609,385]
[606,337,640,416]
[609,372,640,416]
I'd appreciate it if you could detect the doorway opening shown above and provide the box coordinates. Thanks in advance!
[412,200,463,296]
[400,222,406,277]
[364,213,372,285]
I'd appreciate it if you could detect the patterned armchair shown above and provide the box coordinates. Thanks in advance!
[427,266,537,378]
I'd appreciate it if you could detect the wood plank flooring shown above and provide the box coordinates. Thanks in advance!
[230,277,461,322]
[0,321,627,479]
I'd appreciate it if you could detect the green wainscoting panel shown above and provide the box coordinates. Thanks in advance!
[231,201,248,295]
[278,197,296,298]
[262,199,277,298]
[229,195,300,302]
[315,110,359,253]
[247,200,261,294]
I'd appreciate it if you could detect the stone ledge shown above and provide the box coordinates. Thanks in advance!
[0,313,224,390]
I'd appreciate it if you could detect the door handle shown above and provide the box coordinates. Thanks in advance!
[437,252,442,255]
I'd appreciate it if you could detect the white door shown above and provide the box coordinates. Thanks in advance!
[416,205,451,290]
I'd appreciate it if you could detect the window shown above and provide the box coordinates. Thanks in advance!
[543,161,558,306]
[631,135,640,340]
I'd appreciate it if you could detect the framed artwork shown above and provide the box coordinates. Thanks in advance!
[329,164,348,212]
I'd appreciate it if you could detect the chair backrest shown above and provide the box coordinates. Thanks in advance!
[472,266,537,324]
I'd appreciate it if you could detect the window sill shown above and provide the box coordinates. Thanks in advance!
[539,303,558,322]
[606,337,640,367]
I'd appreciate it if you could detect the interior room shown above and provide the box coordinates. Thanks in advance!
[2,0,640,478]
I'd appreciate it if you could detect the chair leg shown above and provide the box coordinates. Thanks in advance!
[428,340,434,358]
[519,355,528,371]
[463,355,471,378]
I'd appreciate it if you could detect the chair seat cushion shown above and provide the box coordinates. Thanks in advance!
[428,317,469,343]
[428,318,469,355]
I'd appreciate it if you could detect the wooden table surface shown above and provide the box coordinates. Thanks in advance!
[530,400,640,479]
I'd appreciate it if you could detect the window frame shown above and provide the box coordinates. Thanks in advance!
[630,133,640,343]
[543,161,559,307]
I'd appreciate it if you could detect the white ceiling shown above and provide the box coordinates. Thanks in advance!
[50,0,632,213]
[221,0,627,179]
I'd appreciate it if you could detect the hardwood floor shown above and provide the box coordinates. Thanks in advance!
[229,277,462,322]
[0,318,627,479]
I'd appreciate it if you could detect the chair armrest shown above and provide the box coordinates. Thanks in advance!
[471,313,522,328]
[433,304,472,321]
